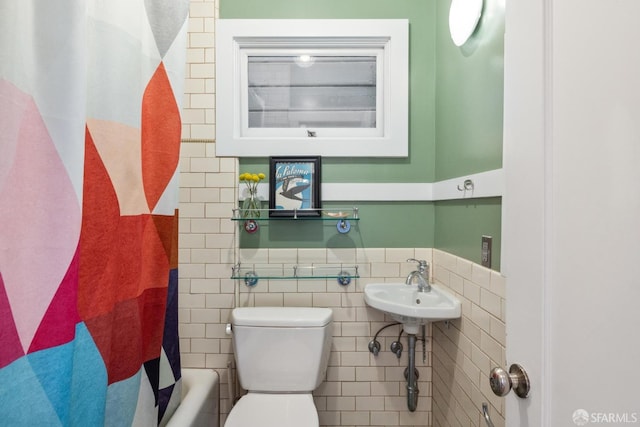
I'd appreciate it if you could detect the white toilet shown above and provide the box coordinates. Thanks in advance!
[225,306,333,427]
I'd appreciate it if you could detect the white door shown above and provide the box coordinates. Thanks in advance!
[502,0,640,425]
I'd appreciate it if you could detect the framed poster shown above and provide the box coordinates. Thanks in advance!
[269,156,321,217]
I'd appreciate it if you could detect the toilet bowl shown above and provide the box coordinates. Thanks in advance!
[225,307,333,427]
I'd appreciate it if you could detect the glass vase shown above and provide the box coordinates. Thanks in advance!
[242,188,262,218]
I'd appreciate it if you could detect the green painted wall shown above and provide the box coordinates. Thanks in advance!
[434,198,501,270]
[433,0,504,268]
[224,0,437,184]
[223,0,505,269]
[434,0,504,180]
[225,0,437,249]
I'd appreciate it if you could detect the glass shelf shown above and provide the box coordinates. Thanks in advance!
[231,207,359,221]
[231,263,359,286]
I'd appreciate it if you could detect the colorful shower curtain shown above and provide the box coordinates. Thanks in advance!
[0,1,188,425]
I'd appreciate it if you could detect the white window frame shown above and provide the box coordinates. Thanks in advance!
[215,19,409,157]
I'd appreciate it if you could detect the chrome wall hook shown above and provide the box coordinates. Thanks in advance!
[457,179,474,192]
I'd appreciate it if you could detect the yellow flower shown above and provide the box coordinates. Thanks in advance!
[239,171,264,184]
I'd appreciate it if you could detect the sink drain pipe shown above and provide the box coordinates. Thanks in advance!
[407,334,419,412]
[369,323,420,411]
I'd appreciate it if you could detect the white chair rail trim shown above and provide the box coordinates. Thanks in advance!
[250,168,503,202]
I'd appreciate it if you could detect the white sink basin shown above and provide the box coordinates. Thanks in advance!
[364,283,461,334]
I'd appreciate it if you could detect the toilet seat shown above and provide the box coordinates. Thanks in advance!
[225,393,319,427]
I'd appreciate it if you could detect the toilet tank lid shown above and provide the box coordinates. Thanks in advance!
[232,307,333,327]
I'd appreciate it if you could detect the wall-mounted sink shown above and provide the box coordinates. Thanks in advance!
[364,283,461,334]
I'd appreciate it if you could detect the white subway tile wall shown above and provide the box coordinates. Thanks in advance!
[180,2,506,425]
[431,250,506,427]
[236,248,437,427]
[183,0,218,141]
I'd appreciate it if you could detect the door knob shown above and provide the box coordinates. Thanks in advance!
[489,363,530,398]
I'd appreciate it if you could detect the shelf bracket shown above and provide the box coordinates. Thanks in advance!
[244,271,258,287]
[243,219,259,233]
[337,219,351,233]
[337,271,352,286]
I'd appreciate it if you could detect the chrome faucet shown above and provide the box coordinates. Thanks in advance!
[405,258,431,292]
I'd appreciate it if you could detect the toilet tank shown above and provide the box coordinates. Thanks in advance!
[231,307,333,392]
